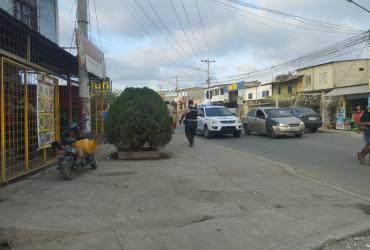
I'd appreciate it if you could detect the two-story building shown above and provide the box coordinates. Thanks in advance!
[205,84,226,104]
[176,86,205,114]
[0,1,78,183]
[297,59,370,129]
[270,75,303,107]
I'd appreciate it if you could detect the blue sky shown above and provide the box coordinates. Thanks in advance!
[58,0,370,90]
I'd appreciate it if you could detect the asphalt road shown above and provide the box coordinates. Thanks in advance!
[193,130,370,198]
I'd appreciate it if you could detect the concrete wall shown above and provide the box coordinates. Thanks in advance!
[298,59,369,93]
[0,0,11,13]
[39,0,58,43]
[334,59,369,88]
[244,87,258,100]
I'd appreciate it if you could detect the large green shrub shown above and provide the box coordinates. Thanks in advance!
[106,87,172,151]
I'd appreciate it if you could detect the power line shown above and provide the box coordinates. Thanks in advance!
[194,0,214,58]
[210,0,364,34]
[92,0,102,49]
[118,0,191,69]
[212,31,369,83]
[168,0,199,58]
[128,0,196,68]
[144,0,199,66]
[226,0,364,33]
[180,0,207,58]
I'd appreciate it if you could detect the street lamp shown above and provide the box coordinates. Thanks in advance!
[346,0,370,14]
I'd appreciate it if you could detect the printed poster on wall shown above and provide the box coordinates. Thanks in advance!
[37,76,56,149]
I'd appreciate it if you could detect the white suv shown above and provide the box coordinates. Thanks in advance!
[197,105,243,138]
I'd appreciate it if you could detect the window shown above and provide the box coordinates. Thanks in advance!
[206,91,209,99]
[220,88,224,95]
[248,109,256,117]
[197,108,204,117]
[288,85,293,94]
[256,110,265,120]
[278,87,281,95]
[359,68,365,71]
[215,89,219,96]
[205,107,233,117]
[319,72,327,85]
[248,93,253,99]
[262,91,269,97]
[304,75,312,87]
[13,0,38,30]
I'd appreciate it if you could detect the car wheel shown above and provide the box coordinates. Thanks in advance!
[267,127,276,139]
[295,133,303,137]
[204,126,211,139]
[243,124,251,135]
[234,131,242,138]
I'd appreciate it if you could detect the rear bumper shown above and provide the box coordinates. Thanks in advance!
[303,120,323,129]
[272,125,305,135]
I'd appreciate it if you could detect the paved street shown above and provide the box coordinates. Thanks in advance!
[1,133,370,249]
[199,130,370,198]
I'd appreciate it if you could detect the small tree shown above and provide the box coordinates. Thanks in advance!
[106,87,172,151]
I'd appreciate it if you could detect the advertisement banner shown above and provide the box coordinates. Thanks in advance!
[76,30,106,79]
[37,76,56,149]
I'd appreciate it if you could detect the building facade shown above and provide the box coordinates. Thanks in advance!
[0,0,59,43]
[0,2,78,183]
[297,59,370,129]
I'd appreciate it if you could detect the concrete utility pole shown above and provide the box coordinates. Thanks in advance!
[201,59,215,89]
[77,0,91,135]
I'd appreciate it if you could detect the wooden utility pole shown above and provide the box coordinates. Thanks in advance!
[77,0,91,135]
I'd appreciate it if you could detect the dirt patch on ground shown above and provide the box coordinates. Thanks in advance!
[321,230,370,250]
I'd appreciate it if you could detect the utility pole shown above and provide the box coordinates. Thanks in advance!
[77,0,91,135]
[175,76,180,112]
[201,59,215,89]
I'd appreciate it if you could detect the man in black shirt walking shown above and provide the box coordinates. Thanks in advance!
[180,100,198,147]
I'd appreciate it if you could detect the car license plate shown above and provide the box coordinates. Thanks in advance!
[308,117,317,121]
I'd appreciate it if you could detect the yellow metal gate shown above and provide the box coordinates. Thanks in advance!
[0,58,60,183]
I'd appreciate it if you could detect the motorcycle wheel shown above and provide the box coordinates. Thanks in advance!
[61,156,77,180]
[90,160,97,169]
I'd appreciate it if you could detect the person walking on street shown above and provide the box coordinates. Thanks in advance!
[180,100,198,147]
[166,101,176,133]
[354,105,363,133]
[358,106,370,164]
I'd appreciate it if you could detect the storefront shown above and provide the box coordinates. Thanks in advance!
[325,85,370,131]
[0,9,78,183]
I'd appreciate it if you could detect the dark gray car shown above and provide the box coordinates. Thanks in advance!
[286,107,322,133]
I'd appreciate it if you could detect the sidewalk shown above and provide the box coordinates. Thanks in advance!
[319,127,362,138]
[0,134,370,249]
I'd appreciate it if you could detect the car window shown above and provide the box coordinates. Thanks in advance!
[205,107,233,117]
[265,109,293,118]
[256,110,266,119]
[296,108,316,115]
[248,109,256,117]
[197,108,204,117]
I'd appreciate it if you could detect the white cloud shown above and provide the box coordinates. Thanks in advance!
[58,0,370,90]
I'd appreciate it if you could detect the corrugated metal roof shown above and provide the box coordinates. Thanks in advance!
[324,85,370,97]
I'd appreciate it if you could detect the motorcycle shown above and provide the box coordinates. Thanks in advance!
[51,120,97,180]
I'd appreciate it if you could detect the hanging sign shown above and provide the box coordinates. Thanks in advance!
[76,30,106,79]
[37,76,56,149]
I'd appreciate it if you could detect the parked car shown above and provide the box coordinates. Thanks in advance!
[241,107,305,138]
[286,107,322,133]
[197,105,243,138]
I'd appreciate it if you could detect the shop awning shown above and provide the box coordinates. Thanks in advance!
[324,85,370,97]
